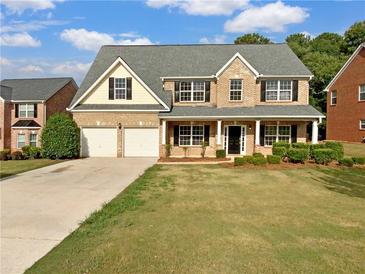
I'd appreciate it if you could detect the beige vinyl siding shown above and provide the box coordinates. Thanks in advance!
[81,63,159,105]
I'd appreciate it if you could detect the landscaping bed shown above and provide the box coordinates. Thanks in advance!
[158,157,231,162]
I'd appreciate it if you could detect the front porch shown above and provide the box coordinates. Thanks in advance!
[160,119,320,158]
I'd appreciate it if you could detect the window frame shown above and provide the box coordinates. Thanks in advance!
[17,133,26,149]
[360,120,365,130]
[18,104,35,118]
[359,85,365,102]
[178,125,204,146]
[265,80,293,102]
[30,133,37,147]
[114,78,127,100]
[330,90,337,105]
[264,125,291,147]
[229,79,243,101]
[179,81,205,102]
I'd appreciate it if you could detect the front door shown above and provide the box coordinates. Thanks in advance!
[228,126,241,154]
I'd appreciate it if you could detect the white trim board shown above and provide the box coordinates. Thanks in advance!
[70,109,168,113]
[325,43,365,91]
[69,57,170,111]
[216,52,260,78]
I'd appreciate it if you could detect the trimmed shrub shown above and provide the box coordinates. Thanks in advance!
[234,157,245,166]
[267,155,281,164]
[287,148,309,163]
[253,152,264,158]
[242,156,254,164]
[312,149,337,165]
[338,157,354,167]
[309,143,326,158]
[252,156,267,165]
[41,113,80,159]
[292,143,310,150]
[272,147,287,158]
[22,146,42,159]
[216,149,226,158]
[11,151,23,160]
[273,141,290,149]
[325,141,344,160]
[0,149,11,161]
[352,157,365,165]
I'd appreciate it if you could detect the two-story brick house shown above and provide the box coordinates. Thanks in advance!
[326,43,365,143]
[0,78,78,151]
[68,44,324,158]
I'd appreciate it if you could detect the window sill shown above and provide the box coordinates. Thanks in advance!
[228,99,243,102]
[265,100,293,103]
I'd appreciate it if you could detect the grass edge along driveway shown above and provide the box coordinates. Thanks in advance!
[26,164,365,273]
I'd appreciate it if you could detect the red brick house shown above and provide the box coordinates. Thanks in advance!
[0,78,78,151]
[326,43,365,143]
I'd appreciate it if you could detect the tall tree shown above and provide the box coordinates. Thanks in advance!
[234,33,272,44]
[342,21,365,54]
[286,33,311,58]
[310,33,343,56]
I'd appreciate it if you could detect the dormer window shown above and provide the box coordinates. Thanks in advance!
[114,78,126,99]
[18,104,35,118]
[229,79,243,101]
[180,81,205,102]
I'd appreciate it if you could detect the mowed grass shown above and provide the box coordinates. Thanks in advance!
[0,159,63,179]
[27,165,365,274]
[342,142,365,157]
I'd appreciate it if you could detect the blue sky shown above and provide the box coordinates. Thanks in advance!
[1,0,364,83]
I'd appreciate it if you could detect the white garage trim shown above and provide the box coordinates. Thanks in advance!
[124,127,159,157]
[81,127,117,157]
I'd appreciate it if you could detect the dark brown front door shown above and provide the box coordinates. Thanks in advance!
[228,126,241,154]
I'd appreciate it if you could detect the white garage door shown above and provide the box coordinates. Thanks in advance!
[124,128,159,157]
[81,128,117,157]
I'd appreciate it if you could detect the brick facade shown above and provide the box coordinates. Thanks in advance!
[327,47,365,143]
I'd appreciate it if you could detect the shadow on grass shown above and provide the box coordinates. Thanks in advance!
[313,167,365,199]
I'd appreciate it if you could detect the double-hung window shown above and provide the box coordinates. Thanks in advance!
[19,104,35,118]
[17,134,25,149]
[30,133,37,147]
[180,81,205,102]
[179,125,204,146]
[360,120,365,130]
[264,125,291,146]
[114,78,126,99]
[331,90,337,105]
[266,80,292,101]
[230,79,243,101]
[359,85,365,101]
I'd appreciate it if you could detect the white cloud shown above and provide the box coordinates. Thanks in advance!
[1,19,69,33]
[0,57,12,66]
[60,28,154,52]
[224,1,309,33]
[199,35,226,44]
[51,61,91,75]
[0,32,41,47]
[1,0,63,14]
[19,64,44,73]
[146,0,249,16]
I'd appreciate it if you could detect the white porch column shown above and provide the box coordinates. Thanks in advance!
[217,120,222,145]
[255,120,261,145]
[162,120,166,145]
[312,120,318,144]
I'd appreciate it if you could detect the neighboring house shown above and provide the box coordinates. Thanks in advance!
[68,44,324,158]
[0,78,78,151]
[325,43,365,143]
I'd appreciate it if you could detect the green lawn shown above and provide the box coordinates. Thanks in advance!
[27,165,365,273]
[0,159,63,178]
[342,142,365,157]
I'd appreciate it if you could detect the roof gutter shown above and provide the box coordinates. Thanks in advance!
[159,115,326,120]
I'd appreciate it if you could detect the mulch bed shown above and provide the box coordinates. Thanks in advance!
[158,157,230,162]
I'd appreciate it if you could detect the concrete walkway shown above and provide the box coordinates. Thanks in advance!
[1,158,156,274]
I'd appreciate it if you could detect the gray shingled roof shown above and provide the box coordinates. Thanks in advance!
[71,44,312,107]
[0,85,12,101]
[159,105,325,118]
[0,77,77,101]
[73,104,167,110]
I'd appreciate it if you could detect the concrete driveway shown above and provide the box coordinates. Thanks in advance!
[1,157,157,274]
